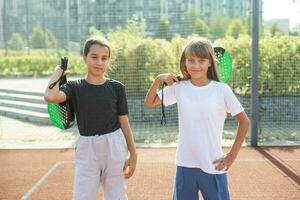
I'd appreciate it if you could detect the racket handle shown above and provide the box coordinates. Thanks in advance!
[214,47,225,57]
[60,57,68,70]
[60,57,68,85]
[163,75,182,85]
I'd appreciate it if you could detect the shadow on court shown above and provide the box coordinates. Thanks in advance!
[0,147,299,200]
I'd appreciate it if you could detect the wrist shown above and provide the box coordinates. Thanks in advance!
[228,151,238,158]
[155,75,162,84]
[55,65,63,72]
[130,151,138,157]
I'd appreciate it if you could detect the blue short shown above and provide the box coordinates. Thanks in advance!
[173,166,230,200]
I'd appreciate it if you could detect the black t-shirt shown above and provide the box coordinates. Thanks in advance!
[60,79,128,136]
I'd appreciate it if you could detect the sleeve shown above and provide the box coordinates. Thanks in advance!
[60,81,74,101]
[157,84,177,106]
[117,84,129,115]
[223,84,244,116]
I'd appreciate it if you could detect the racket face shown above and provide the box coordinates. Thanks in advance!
[214,47,232,83]
[47,102,75,129]
[47,103,65,129]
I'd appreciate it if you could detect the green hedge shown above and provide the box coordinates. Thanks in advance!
[216,35,300,95]
[0,35,299,96]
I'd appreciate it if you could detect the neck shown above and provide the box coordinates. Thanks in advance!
[190,77,211,87]
[85,74,106,85]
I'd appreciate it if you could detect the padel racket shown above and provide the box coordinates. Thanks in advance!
[47,57,74,129]
[213,46,232,83]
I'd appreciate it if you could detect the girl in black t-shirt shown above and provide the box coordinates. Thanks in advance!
[44,36,137,200]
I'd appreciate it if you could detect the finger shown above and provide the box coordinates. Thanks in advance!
[213,158,223,164]
[123,161,129,171]
[170,74,178,82]
[64,70,71,76]
[166,80,173,86]
[215,163,225,171]
[127,167,136,178]
[125,169,133,179]
[176,75,182,81]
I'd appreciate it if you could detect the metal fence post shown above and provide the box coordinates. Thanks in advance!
[251,0,260,146]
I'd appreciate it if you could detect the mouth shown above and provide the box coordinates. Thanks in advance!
[190,70,201,73]
[94,67,104,71]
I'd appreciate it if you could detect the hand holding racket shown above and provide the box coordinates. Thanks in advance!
[47,57,75,130]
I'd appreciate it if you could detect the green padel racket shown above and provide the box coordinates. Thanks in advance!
[214,47,232,83]
[47,57,74,129]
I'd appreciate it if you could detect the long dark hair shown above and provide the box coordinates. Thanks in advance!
[179,37,219,81]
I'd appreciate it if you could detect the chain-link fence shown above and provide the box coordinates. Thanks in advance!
[0,0,299,146]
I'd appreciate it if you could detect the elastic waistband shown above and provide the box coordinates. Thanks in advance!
[80,128,121,138]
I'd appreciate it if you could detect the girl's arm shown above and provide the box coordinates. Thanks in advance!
[229,111,250,157]
[44,66,67,103]
[144,73,178,108]
[214,111,250,171]
[118,115,137,179]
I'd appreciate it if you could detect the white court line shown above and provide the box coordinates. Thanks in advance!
[20,161,74,200]
[141,158,300,164]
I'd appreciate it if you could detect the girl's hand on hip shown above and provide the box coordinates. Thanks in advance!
[123,153,137,179]
[213,152,237,171]
[156,73,179,86]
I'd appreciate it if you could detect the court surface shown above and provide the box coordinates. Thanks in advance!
[0,147,299,200]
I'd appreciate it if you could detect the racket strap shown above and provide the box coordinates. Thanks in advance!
[48,70,65,90]
[160,83,166,125]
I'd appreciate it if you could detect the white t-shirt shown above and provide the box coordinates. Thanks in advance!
[158,80,244,174]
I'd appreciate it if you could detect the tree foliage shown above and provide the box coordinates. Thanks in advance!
[8,33,25,50]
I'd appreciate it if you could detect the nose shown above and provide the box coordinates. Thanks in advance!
[191,62,202,69]
[96,59,103,65]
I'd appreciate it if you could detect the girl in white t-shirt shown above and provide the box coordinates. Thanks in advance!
[144,37,249,200]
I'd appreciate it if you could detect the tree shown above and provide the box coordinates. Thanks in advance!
[155,18,170,39]
[29,25,57,49]
[45,29,57,48]
[89,26,104,37]
[7,33,25,50]
[269,22,284,37]
[29,25,46,48]
[193,18,209,37]
[226,19,247,39]
[181,7,201,37]
[209,13,230,40]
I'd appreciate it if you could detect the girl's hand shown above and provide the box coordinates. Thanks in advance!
[54,65,70,76]
[156,73,179,86]
[213,152,237,171]
[123,153,137,179]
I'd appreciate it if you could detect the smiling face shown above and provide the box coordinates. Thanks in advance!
[179,37,219,82]
[83,44,110,77]
[185,54,210,80]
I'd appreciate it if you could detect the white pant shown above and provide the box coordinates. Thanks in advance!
[72,129,128,200]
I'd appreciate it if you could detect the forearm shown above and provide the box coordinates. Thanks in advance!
[44,67,63,99]
[229,118,249,157]
[120,120,137,156]
[144,77,161,107]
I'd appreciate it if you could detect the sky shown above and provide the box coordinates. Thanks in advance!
[263,0,300,28]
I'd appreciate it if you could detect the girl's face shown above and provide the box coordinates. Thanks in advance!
[83,44,110,77]
[185,54,210,80]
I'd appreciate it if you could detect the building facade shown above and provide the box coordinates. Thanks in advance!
[1,0,260,48]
